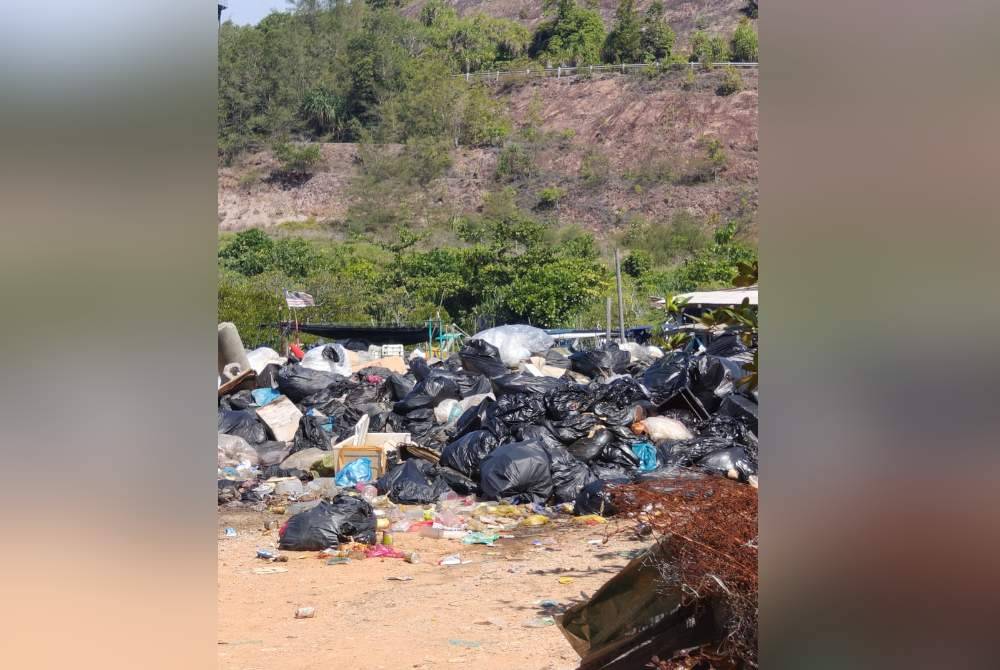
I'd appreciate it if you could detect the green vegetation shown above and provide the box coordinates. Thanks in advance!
[537,186,566,209]
[272,142,322,178]
[730,18,759,62]
[690,30,731,66]
[529,0,607,66]
[717,65,744,96]
[218,3,758,344]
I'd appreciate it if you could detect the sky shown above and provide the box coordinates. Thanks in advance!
[221,0,289,26]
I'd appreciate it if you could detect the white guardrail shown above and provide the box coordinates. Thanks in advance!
[455,61,759,83]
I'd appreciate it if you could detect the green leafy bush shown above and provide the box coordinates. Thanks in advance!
[717,65,744,96]
[272,142,322,177]
[537,186,566,209]
[496,143,534,181]
[730,18,758,62]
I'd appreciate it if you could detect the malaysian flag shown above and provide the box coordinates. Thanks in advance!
[284,290,315,308]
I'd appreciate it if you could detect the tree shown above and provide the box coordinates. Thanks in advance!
[604,0,643,64]
[717,65,743,95]
[689,30,730,65]
[219,229,275,276]
[622,249,652,277]
[641,2,675,61]
[730,18,758,62]
[530,0,606,66]
[300,88,343,137]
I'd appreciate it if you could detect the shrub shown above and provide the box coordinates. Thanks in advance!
[537,186,566,209]
[496,143,533,181]
[219,229,274,276]
[458,86,512,147]
[682,66,697,90]
[579,149,611,186]
[622,249,652,277]
[272,142,322,177]
[717,65,743,96]
[731,18,758,62]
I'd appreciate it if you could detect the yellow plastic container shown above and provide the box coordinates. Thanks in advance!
[521,515,550,527]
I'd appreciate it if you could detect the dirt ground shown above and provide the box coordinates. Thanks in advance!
[218,508,652,670]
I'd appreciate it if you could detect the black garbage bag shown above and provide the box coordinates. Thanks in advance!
[570,343,630,378]
[278,494,377,550]
[256,362,282,389]
[439,430,499,478]
[566,428,613,463]
[546,413,600,444]
[223,389,255,410]
[408,357,432,382]
[574,478,630,516]
[545,386,595,420]
[658,408,701,431]
[290,415,333,454]
[479,440,553,504]
[589,461,635,481]
[697,447,756,481]
[662,436,734,467]
[386,407,436,441]
[495,392,548,427]
[376,459,451,504]
[386,373,416,401]
[339,338,371,351]
[697,414,755,447]
[491,373,566,397]
[544,442,598,504]
[255,441,291,467]
[704,333,751,358]
[344,381,384,407]
[454,372,492,398]
[218,409,267,445]
[689,356,750,414]
[276,365,344,402]
[600,441,641,469]
[641,352,694,405]
[545,348,571,369]
[356,366,395,380]
[393,374,461,413]
[434,465,480,496]
[590,377,649,425]
[515,424,565,451]
[459,339,508,379]
[453,396,494,437]
[717,393,759,436]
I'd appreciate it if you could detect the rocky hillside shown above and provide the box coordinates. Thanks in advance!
[218,67,757,236]
[401,0,755,46]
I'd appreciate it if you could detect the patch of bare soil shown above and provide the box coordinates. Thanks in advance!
[218,508,651,670]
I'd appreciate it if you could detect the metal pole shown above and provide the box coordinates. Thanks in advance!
[605,297,612,343]
[614,249,626,343]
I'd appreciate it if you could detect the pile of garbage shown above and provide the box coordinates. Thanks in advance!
[218,323,758,542]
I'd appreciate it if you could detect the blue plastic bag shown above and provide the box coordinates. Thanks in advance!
[335,457,372,486]
[251,387,281,406]
[630,441,658,472]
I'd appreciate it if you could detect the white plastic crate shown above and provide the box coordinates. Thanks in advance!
[380,344,405,358]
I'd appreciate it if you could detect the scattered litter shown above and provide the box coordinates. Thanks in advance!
[252,567,288,574]
[326,557,351,565]
[255,549,276,560]
[523,616,556,628]
[558,577,575,585]
[448,640,481,648]
[387,576,414,581]
[223,527,237,537]
[462,532,500,545]
[294,607,315,619]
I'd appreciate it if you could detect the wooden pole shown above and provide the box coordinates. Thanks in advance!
[605,296,612,343]
[614,248,626,343]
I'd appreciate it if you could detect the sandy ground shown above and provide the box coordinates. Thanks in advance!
[218,507,652,670]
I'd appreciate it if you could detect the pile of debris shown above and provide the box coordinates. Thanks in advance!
[559,474,758,669]
[219,323,757,514]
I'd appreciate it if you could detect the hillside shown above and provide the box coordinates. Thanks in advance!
[218,67,757,236]
[401,0,755,45]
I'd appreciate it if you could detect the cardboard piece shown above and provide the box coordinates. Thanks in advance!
[255,395,304,442]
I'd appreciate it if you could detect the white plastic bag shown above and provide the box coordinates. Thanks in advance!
[217,434,260,469]
[641,416,694,442]
[300,343,351,376]
[471,325,555,367]
[246,346,285,374]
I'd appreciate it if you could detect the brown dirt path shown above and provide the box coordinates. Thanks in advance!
[218,508,651,670]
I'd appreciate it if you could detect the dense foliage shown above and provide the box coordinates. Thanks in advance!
[218,2,758,347]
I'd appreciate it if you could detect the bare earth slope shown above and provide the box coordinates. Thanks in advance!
[218,68,757,233]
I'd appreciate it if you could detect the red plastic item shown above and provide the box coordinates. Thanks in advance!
[407,520,434,532]
[289,343,305,360]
